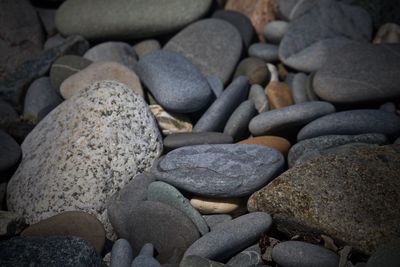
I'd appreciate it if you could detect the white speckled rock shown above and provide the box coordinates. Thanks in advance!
[7,80,163,238]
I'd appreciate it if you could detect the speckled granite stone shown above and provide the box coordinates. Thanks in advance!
[7,80,163,238]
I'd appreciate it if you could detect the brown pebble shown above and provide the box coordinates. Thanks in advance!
[238,136,291,156]
[266,81,294,109]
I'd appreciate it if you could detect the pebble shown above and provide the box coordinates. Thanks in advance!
[83,41,138,70]
[248,43,280,62]
[150,105,193,135]
[313,43,400,103]
[7,81,162,237]
[297,109,400,141]
[165,18,242,84]
[132,243,161,267]
[179,255,225,267]
[226,244,264,267]
[207,76,224,98]
[248,84,269,113]
[133,40,161,59]
[366,239,400,267]
[0,211,25,237]
[234,57,271,86]
[395,136,400,144]
[0,100,18,120]
[163,132,233,151]
[150,144,284,198]
[136,50,213,113]
[266,81,294,109]
[36,8,57,37]
[379,102,397,113]
[272,241,340,267]
[111,239,133,267]
[263,20,289,44]
[56,0,212,40]
[49,55,92,91]
[249,101,335,136]
[275,0,299,20]
[373,23,400,44]
[60,61,144,99]
[223,100,257,141]
[183,212,272,262]
[291,73,308,104]
[23,77,63,120]
[0,130,21,172]
[44,33,66,50]
[305,72,319,101]
[203,214,232,232]
[190,196,244,214]
[147,181,209,235]
[238,136,291,156]
[193,76,249,132]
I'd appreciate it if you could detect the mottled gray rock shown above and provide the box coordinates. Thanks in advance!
[147,181,209,235]
[183,212,272,262]
[279,0,372,72]
[249,101,335,136]
[111,239,133,267]
[291,73,308,104]
[7,81,163,237]
[207,76,224,98]
[151,144,284,197]
[133,40,161,59]
[165,18,242,84]
[248,84,268,113]
[249,43,280,62]
[0,236,101,267]
[193,76,249,132]
[313,43,400,103]
[263,20,289,44]
[297,109,400,141]
[56,0,212,40]
[0,130,21,172]
[203,214,232,232]
[179,255,226,267]
[164,132,233,151]
[366,239,400,267]
[226,244,264,267]
[223,100,257,141]
[0,211,25,237]
[132,243,161,267]
[272,241,339,267]
[136,50,212,113]
[234,58,270,86]
[248,144,400,254]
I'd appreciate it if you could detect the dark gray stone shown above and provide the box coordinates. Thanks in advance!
[179,255,226,267]
[223,100,257,141]
[37,8,57,37]
[0,100,18,120]
[395,136,400,144]
[248,84,268,113]
[44,34,66,50]
[111,239,133,267]
[305,72,319,101]
[151,144,284,197]
[203,214,232,232]
[272,241,339,267]
[183,212,272,262]
[0,211,26,237]
[163,132,233,151]
[291,73,308,104]
[132,243,161,267]
[248,43,280,62]
[0,236,101,267]
[193,76,249,132]
[366,239,400,267]
[56,0,212,40]
[288,133,388,167]
[207,76,224,98]
[136,50,212,113]
[0,130,21,172]
[226,244,264,267]
[313,44,400,103]
[276,0,301,20]
[297,109,400,141]
[249,101,335,136]
[212,10,255,49]
[379,102,397,113]
[263,20,289,44]
[234,58,270,86]
[279,0,372,72]
[165,18,242,84]
[133,40,161,60]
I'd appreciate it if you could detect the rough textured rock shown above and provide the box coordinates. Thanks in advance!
[7,81,163,237]
[248,144,400,254]
[190,196,244,215]
[266,81,294,109]
[263,20,289,44]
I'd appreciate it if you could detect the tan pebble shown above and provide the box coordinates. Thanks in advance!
[373,23,400,44]
[190,197,244,214]
[238,136,291,156]
[150,105,192,135]
[266,81,293,109]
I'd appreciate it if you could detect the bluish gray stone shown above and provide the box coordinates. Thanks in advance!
[44,34,66,50]
[223,100,257,141]
[163,132,233,151]
[226,244,264,267]
[248,43,279,62]
[0,236,101,267]
[272,241,340,267]
[207,76,224,98]
[313,43,400,103]
[183,212,272,262]
[179,255,226,267]
[263,20,289,44]
[150,144,284,198]
[132,243,161,267]
[203,214,232,232]
[366,239,400,267]
[111,239,134,267]
[0,130,21,172]
[305,72,319,101]
[297,109,400,141]
[249,101,335,136]
[0,100,18,120]
[248,84,268,113]
[136,50,212,113]
[234,58,270,86]
[147,181,209,235]
[165,18,242,84]
[291,73,308,104]
[193,76,249,132]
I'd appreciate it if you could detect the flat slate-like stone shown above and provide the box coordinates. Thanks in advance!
[136,50,212,113]
[223,100,257,141]
[165,18,242,84]
[248,43,280,62]
[297,109,400,141]
[313,43,400,103]
[163,132,233,151]
[183,212,272,262]
[249,101,335,136]
[0,130,21,172]
[56,0,212,40]
[151,144,284,197]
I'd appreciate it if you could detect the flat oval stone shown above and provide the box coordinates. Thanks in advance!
[313,43,400,103]
[165,18,242,84]
[297,109,400,141]
[163,132,233,151]
[248,43,280,62]
[234,57,270,86]
[248,84,269,113]
[263,20,289,44]
[111,239,133,267]
[0,130,21,172]
[56,0,212,40]
[136,50,212,113]
[150,144,285,198]
[249,101,335,136]
[238,136,291,156]
[272,241,339,267]
[190,196,244,214]
[223,100,257,141]
[183,212,272,262]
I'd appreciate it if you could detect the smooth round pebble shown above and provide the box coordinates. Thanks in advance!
[266,81,294,109]
[238,136,291,156]
[234,57,270,86]
[132,243,161,267]
[163,132,233,151]
[0,100,18,119]
[379,102,397,113]
[248,43,280,62]
[190,197,244,215]
[207,76,224,98]
[223,100,257,141]
[263,20,289,44]
[133,39,161,59]
[50,55,92,90]
[111,239,133,267]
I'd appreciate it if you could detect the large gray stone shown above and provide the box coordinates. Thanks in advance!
[56,0,212,40]
[313,43,400,103]
[136,50,212,113]
[7,81,162,237]
[151,144,284,198]
[165,18,242,84]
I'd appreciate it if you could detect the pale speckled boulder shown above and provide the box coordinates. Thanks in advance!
[7,80,163,238]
